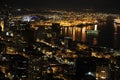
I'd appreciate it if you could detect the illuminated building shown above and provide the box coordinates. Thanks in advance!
[0,0,12,32]
[0,20,4,31]
[64,37,73,49]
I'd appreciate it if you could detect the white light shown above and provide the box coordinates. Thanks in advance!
[17,9,21,11]
[101,76,106,79]
[86,72,94,76]
[10,33,14,37]
[22,16,31,22]
[101,70,105,73]
[88,72,92,75]
[94,24,98,31]
[6,32,9,36]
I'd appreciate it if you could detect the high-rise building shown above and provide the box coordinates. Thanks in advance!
[64,37,72,49]
[0,21,4,31]
[0,0,12,32]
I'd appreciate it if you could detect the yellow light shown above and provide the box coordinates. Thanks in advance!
[0,21,4,31]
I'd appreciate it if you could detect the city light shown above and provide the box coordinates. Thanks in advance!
[0,0,120,79]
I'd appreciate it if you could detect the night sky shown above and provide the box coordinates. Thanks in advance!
[12,0,120,9]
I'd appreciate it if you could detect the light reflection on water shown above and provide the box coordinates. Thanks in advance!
[61,23,120,49]
[61,25,97,43]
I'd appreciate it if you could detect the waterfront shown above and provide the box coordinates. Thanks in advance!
[61,22,120,50]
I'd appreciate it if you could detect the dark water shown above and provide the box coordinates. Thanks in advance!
[61,22,120,50]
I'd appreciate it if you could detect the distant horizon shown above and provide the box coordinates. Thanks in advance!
[13,7,120,14]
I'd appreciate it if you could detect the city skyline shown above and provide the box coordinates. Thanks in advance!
[1,0,120,79]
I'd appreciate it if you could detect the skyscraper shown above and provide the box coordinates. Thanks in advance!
[0,0,12,32]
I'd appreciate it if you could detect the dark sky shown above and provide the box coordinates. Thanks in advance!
[12,0,120,9]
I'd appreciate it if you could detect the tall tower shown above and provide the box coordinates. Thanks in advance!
[0,0,5,31]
